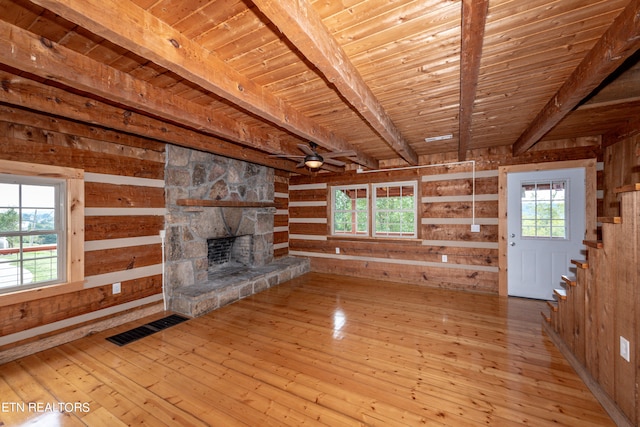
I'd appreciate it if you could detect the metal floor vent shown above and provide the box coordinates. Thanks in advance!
[106,314,189,346]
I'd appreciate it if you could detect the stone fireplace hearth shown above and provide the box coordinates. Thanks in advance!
[164,145,308,317]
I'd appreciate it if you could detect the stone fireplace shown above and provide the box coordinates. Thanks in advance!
[164,145,308,317]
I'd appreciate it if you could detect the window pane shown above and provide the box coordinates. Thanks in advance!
[21,235,58,284]
[521,180,567,239]
[22,185,55,208]
[0,208,19,232]
[373,182,417,238]
[0,183,19,207]
[0,177,64,291]
[332,185,368,235]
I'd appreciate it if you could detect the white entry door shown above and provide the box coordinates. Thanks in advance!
[507,168,586,300]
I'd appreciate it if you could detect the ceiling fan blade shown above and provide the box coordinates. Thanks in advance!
[323,158,346,167]
[296,161,306,168]
[297,143,315,155]
[322,150,356,159]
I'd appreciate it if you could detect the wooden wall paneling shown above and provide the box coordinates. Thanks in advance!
[85,216,165,241]
[613,190,638,421]
[85,182,166,208]
[603,136,640,217]
[309,257,498,294]
[583,242,598,381]
[597,226,616,398]
[421,224,498,242]
[0,275,161,339]
[422,200,498,219]
[564,270,576,354]
[0,133,164,179]
[274,170,290,258]
[84,245,162,277]
[0,109,166,352]
[572,265,586,367]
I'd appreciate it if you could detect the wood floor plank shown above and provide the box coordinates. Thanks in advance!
[0,272,615,426]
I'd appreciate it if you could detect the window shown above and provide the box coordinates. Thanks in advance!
[520,180,567,239]
[332,185,368,236]
[373,182,417,238]
[331,181,418,239]
[0,160,84,298]
[0,176,65,290]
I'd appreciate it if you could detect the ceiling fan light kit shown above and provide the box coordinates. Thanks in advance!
[304,153,324,169]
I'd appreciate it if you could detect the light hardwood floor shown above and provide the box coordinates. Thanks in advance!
[0,273,615,426]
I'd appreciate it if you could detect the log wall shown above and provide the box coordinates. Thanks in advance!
[289,142,603,293]
[274,170,290,258]
[0,107,166,353]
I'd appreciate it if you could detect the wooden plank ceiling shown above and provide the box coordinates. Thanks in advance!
[0,0,639,172]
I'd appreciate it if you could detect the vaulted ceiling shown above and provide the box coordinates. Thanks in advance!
[1,0,639,173]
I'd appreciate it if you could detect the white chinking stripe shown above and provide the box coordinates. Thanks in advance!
[289,234,327,241]
[273,226,289,233]
[84,264,163,289]
[289,183,327,190]
[289,250,498,272]
[289,218,327,224]
[288,201,327,207]
[84,236,161,251]
[274,192,289,199]
[84,172,164,188]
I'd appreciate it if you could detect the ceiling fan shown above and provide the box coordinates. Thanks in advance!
[270,142,355,170]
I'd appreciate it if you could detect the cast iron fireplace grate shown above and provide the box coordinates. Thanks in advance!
[106,314,189,346]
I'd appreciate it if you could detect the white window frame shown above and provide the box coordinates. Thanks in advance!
[372,181,418,238]
[331,184,369,236]
[0,174,67,291]
[0,160,84,304]
[330,180,419,239]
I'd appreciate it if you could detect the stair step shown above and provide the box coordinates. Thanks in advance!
[582,240,603,249]
[598,216,622,224]
[546,300,558,312]
[614,183,640,194]
[571,259,589,269]
[553,288,567,300]
[561,275,577,287]
[541,311,551,323]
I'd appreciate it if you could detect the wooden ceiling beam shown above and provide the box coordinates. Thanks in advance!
[0,21,292,152]
[29,0,379,170]
[512,0,640,156]
[0,69,306,174]
[252,0,418,166]
[603,118,640,148]
[458,0,489,161]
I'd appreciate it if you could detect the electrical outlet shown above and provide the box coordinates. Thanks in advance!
[442,254,448,263]
[471,224,480,232]
[335,247,340,254]
[620,336,630,362]
[112,282,121,295]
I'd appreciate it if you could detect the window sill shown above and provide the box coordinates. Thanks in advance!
[0,280,85,307]
[327,235,422,245]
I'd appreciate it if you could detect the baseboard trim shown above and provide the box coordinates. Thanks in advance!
[0,302,164,365]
